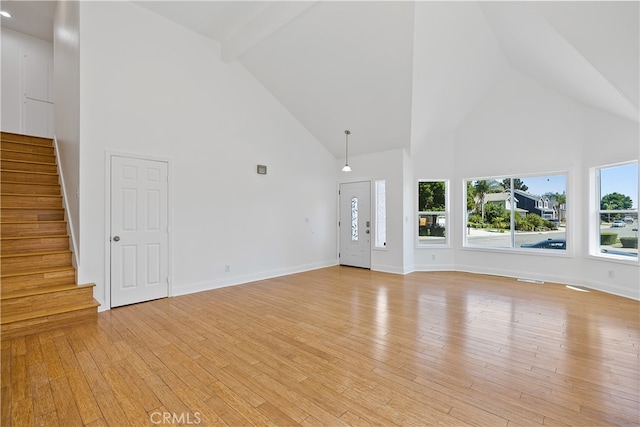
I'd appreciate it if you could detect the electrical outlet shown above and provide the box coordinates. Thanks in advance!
[608,270,614,279]
[225,265,230,273]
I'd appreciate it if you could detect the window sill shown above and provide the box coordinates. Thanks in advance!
[588,254,639,266]
[461,245,573,258]
[416,244,452,249]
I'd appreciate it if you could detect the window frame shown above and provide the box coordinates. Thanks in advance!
[591,161,638,263]
[374,179,387,250]
[416,179,450,248]
[462,172,569,255]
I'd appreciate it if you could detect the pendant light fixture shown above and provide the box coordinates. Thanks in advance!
[342,130,352,172]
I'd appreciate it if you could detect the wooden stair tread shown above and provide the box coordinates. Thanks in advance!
[0,168,57,176]
[1,207,64,210]
[1,234,69,241]
[0,140,53,148]
[0,147,55,156]
[2,283,94,300]
[1,300,100,325]
[0,249,71,259]
[1,158,57,166]
[1,220,66,224]
[1,266,75,279]
[0,180,60,194]
[1,132,99,338]
[0,193,62,198]
[1,133,53,147]
[0,180,59,186]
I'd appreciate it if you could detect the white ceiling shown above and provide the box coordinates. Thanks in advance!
[237,1,416,158]
[3,1,638,158]
[481,1,639,124]
[0,0,57,42]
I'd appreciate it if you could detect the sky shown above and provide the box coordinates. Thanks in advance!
[518,175,566,199]
[600,162,638,209]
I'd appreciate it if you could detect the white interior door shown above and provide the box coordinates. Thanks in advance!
[110,156,169,307]
[339,181,371,268]
[23,51,54,137]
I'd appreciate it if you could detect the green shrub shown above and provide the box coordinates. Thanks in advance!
[600,232,618,245]
[485,204,507,225]
[468,214,483,224]
[491,218,509,229]
[526,213,545,228]
[515,215,533,231]
[620,237,638,249]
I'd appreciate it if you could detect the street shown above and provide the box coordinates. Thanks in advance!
[466,219,638,253]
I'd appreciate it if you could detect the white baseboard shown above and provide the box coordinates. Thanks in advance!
[454,264,639,301]
[411,263,456,273]
[172,260,338,297]
[371,264,410,275]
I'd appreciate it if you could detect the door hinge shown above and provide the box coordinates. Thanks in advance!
[166,277,170,284]
[338,252,340,258]
[338,221,341,226]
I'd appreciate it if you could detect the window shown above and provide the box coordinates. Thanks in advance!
[375,180,387,248]
[351,197,358,241]
[595,162,638,260]
[418,180,448,245]
[464,174,567,251]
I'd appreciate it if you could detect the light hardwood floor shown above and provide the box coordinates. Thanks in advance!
[2,267,639,426]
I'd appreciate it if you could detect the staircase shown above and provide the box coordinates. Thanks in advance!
[1,131,99,339]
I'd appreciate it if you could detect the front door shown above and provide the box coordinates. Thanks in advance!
[110,156,169,307]
[339,181,371,268]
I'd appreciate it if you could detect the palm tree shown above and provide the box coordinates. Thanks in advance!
[545,191,566,222]
[474,180,491,220]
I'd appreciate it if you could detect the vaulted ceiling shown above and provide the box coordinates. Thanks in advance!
[3,1,638,158]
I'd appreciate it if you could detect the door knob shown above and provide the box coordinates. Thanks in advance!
[112,236,120,242]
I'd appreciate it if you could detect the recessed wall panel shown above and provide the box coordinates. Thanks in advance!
[122,188,137,231]
[146,244,160,285]
[146,167,161,182]
[146,190,160,231]
[121,245,137,289]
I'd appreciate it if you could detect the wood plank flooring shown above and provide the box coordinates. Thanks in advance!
[2,267,638,426]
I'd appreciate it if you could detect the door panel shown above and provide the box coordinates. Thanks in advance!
[339,181,371,268]
[24,51,51,101]
[111,156,169,307]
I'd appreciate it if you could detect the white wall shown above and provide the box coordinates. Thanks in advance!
[580,106,640,297]
[402,149,415,272]
[412,132,457,271]
[78,1,338,309]
[337,149,406,273]
[452,70,639,299]
[1,28,54,137]
[1,29,23,133]
[54,0,81,261]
